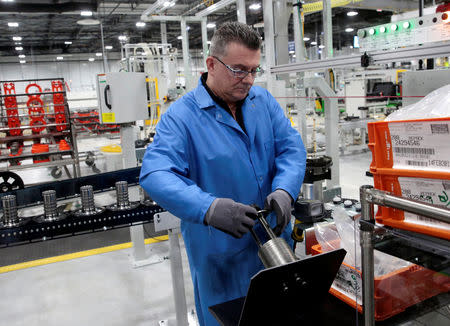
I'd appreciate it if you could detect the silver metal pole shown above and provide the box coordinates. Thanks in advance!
[180,18,192,90]
[322,0,333,59]
[369,189,450,224]
[201,18,208,71]
[360,185,375,326]
[100,22,108,73]
[160,21,168,44]
[263,0,275,92]
[236,0,247,24]
[168,229,189,326]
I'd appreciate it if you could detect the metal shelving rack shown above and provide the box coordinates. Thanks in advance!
[0,78,80,178]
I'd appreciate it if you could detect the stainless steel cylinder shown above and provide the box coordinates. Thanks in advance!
[258,237,298,269]
[107,181,139,211]
[43,190,58,219]
[75,185,104,216]
[2,195,19,224]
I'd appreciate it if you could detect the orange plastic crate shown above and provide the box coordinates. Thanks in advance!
[368,118,450,240]
[311,244,450,321]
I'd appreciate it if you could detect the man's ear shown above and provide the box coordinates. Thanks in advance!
[205,56,215,73]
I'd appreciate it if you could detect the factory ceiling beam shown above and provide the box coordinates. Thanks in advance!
[195,0,236,17]
[0,0,98,14]
[343,0,420,11]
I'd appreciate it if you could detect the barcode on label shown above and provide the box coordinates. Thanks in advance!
[431,124,449,134]
[393,147,435,155]
[406,160,428,167]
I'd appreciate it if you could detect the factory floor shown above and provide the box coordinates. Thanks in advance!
[1,150,449,325]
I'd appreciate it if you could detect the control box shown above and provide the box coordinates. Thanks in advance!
[96,72,149,124]
[358,11,450,52]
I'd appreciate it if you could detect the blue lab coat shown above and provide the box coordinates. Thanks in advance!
[140,78,306,326]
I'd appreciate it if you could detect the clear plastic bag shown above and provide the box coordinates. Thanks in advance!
[314,206,411,276]
[386,84,450,121]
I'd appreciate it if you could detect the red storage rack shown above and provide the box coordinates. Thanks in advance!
[368,118,450,240]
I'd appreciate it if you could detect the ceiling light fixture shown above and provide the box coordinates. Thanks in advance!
[56,56,63,60]
[20,60,26,64]
[310,41,317,45]
[65,41,72,45]
[8,22,19,27]
[249,3,261,10]
[319,45,325,49]
[2,0,15,2]
[12,36,22,41]
[136,21,146,27]
[95,52,102,57]
[118,35,128,41]
[15,46,23,51]
[345,27,354,32]
[142,0,176,17]
[18,54,25,58]
[303,37,310,41]
[207,41,211,45]
[88,58,95,62]
[206,23,216,29]
[14,42,21,45]
[347,11,358,17]
[377,9,383,12]
[80,11,93,16]
[105,45,113,50]
[177,36,183,40]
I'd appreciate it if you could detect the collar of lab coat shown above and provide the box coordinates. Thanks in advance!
[193,77,257,145]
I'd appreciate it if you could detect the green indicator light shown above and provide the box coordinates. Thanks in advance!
[403,21,410,29]
[391,24,398,31]
[369,28,376,35]
[380,26,386,33]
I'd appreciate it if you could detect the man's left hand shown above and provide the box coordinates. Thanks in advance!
[264,189,293,236]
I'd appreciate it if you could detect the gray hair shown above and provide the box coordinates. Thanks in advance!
[209,22,261,57]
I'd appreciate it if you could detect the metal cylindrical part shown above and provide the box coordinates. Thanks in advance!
[80,185,96,213]
[2,195,19,224]
[42,190,58,219]
[115,181,130,207]
[258,237,297,269]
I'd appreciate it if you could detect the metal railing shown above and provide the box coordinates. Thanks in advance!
[359,185,450,325]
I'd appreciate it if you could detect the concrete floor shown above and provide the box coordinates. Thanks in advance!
[1,150,448,325]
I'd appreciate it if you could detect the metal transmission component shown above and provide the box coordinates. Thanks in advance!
[75,185,105,217]
[108,181,139,211]
[0,194,28,228]
[250,210,298,269]
[34,190,66,223]
[141,188,157,207]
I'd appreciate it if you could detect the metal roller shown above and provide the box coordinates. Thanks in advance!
[75,185,105,216]
[107,181,139,211]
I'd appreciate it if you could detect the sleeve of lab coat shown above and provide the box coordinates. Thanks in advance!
[266,90,307,200]
[139,109,215,224]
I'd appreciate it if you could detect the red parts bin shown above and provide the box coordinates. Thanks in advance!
[311,243,450,321]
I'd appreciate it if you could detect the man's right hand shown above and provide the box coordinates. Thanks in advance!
[204,198,258,238]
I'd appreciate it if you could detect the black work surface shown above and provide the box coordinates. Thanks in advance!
[209,293,363,326]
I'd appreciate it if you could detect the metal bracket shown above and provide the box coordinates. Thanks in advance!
[154,211,181,232]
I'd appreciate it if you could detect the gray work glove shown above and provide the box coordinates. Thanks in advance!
[264,189,293,236]
[204,198,258,239]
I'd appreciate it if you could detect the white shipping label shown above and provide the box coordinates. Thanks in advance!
[398,177,450,230]
[388,121,450,171]
[331,264,362,304]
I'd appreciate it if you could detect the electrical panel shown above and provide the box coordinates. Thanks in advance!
[96,72,149,124]
[358,11,450,52]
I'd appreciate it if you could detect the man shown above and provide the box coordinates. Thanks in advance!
[140,22,306,326]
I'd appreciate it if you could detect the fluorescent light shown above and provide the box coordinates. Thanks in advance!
[56,56,63,60]
[303,37,310,41]
[18,54,25,58]
[207,41,211,45]
[186,26,191,31]
[163,1,171,7]
[14,42,21,45]
[15,46,23,51]
[20,60,26,64]
[347,11,358,17]
[88,58,95,62]
[65,41,72,45]
[8,22,19,27]
[376,9,383,12]
[95,52,102,56]
[318,50,322,54]
[350,45,354,49]
[310,41,317,45]
[105,45,113,50]
[177,36,183,40]
[206,23,216,29]
[118,35,127,41]
[319,45,325,49]
[345,28,354,32]
[136,21,146,27]
[289,50,295,54]
[80,11,92,16]
[2,0,15,2]
[249,3,261,10]
[12,36,22,41]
